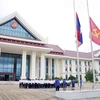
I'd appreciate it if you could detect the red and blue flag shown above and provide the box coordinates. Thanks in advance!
[76,13,83,47]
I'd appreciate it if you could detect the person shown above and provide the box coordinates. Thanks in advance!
[71,79,75,90]
[62,79,67,91]
[55,78,60,91]
[80,80,82,89]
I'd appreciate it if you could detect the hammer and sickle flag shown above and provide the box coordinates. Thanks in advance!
[90,17,100,45]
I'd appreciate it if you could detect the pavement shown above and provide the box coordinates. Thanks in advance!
[0,82,100,100]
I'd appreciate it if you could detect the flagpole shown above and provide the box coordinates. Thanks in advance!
[73,0,80,90]
[86,0,95,89]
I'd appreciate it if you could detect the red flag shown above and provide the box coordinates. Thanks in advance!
[90,17,100,45]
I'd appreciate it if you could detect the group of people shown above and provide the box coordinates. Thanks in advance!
[55,78,70,91]
[55,78,82,91]
[19,79,71,89]
[19,79,82,91]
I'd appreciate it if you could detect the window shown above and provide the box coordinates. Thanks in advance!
[66,75,68,80]
[85,67,87,72]
[0,19,37,40]
[65,60,67,64]
[70,67,72,71]
[79,61,81,66]
[52,59,54,79]
[80,75,82,80]
[76,67,77,71]
[80,67,81,72]
[65,67,67,71]
[0,53,30,80]
[88,62,90,67]
[45,58,48,79]
[75,60,77,65]
[88,68,90,71]
[69,60,72,66]
[69,60,71,64]
[76,75,78,80]
[84,61,87,66]
[99,61,100,65]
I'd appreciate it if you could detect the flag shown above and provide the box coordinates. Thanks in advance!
[76,13,83,47]
[90,17,100,45]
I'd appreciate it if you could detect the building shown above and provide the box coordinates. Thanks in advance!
[0,12,100,81]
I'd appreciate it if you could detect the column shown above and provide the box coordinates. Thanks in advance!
[40,52,45,79]
[81,61,85,81]
[36,57,39,79]
[48,58,52,79]
[62,59,65,79]
[21,50,27,79]
[30,51,36,80]
[67,59,70,78]
[55,59,59,77]
[72,60,76,77]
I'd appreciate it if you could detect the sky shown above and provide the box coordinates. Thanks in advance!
[0,0,100,52]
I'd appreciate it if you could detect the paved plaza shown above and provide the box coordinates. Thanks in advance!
[0,82,100,100]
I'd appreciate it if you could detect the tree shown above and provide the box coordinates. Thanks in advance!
[85,69,98,82]
[68,75,76,80]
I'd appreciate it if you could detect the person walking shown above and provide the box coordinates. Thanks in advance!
[62,79,67,91]
[55,78,60,91]
[71,79,75,90]
[80,79,82,90]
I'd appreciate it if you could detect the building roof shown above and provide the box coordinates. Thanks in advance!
[64,50,90,59]
[46,44,64,55]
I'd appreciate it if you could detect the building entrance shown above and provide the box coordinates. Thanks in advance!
[0,72,15,81]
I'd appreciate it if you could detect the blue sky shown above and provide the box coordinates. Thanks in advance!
[0,0,100,52]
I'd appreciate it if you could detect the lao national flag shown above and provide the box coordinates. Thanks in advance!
[76,13,83,47]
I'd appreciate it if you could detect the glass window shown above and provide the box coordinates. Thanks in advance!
[88,68,90,71]
[0,19,38,40]
[66,75,68,80]
[69,60,71,64]
[76,67,77,71]
[70,67,72,71]
[76,75,78,80]
[85,67,87,72]
[0,52,30,80]
[76,60,77,65]
[85,61,87,66]
[88,62,90,67]
[99,61,100,65]
[65,67,67,71]
[45,58,48,79]
[52,59,54,79]
[80,67,81,72]
[80,75,82,80]
[79,61,81,66]
[65,60,67,64]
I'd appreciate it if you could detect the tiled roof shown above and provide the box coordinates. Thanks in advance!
[64,50,90,59]
[46,44,100,59]
[46,44,64,55]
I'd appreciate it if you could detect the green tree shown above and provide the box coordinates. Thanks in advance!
[68,75,76,80]
[85,69,98,82]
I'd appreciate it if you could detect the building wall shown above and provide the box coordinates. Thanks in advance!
[50,58,100,82]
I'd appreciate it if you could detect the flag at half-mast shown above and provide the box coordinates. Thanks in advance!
[76,13,83,47]
[90,17,100,45]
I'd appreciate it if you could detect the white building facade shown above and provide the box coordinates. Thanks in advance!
[0,12,100,81]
